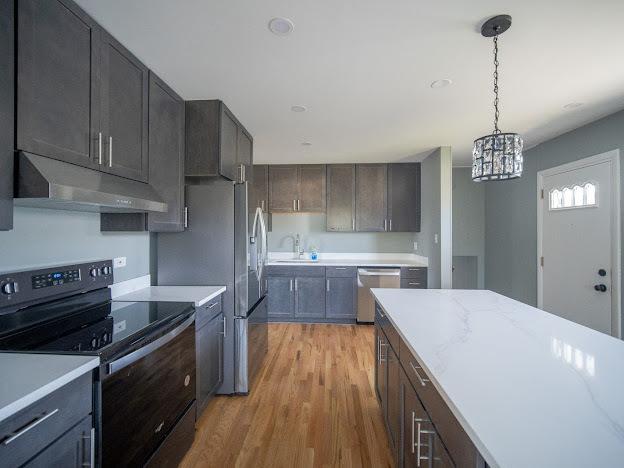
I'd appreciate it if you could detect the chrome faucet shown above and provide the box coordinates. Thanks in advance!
[295,234,304,259]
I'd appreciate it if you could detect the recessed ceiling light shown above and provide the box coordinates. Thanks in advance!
[563,102,583,110]
[430,79,453,89]
[291,105,307,113]
[301,142,312,146]
[268,17,294,36]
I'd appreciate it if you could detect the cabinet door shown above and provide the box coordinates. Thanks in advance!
[17,0,98,169]
[269,165,298,212]
[298,165,326,212]
[237,128,253,183]
[250,165,269,212]
[375,326,388,416]
[25,417,93,468]
[219,107,238,181]
[147,73,185,232]
[387,344,401,462]
[196,313,223,414]
[388,163,421,232]
[356,164,388,231]
[326,164,356,231]
[267,276,295,318]
[326,277,356,319]
[98,30,149,181]
[295,277,326,318]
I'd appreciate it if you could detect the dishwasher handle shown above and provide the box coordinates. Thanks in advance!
[357,269,401,276]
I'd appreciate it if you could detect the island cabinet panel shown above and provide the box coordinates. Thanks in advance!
[355,164,388,232]
[387,163,421,232]
[326,164,356,232]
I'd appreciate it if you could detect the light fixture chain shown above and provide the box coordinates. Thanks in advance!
[493,35,500,134]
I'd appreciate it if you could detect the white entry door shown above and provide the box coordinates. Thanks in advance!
[538,150,620,336]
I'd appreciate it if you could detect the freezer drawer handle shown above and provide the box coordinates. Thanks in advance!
[220,317,226,337]
[2,408,59,445]
[106,314,195,375]
[409,361,430,387]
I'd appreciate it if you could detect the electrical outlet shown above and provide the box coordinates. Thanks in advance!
[434,234,439,244]
[114,257,127,268]
[413,241,418,250]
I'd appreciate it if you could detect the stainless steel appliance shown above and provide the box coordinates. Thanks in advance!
[0,261,197,467]
[157,179,269,394]
[357,268,401,323]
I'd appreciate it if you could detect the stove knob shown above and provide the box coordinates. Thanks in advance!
[1,281,18,295]
[89,268,100,277]
[101,332,109,343]
[90,337,99,348]
[101,266,112,275]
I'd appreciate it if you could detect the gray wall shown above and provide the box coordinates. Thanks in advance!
[453,167,485,289]
[414,149,442,288]
[0,207,150,282]
[485,109,624,328]
[268,213,415,253]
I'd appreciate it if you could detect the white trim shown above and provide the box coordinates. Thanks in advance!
[109,274,151,298]
[537,149,621,338]
[440,146,454,288]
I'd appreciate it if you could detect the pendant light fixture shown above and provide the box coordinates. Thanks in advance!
[472,15,523,182]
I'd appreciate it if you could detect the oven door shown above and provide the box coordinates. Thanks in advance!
[100,314,196,467]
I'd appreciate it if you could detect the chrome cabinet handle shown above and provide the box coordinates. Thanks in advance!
[384,219,387,231]
[98,132,102,165]
[293,200,296,211]
[294,279,298,291]
[3,408,59,445]
[184,207,189,228]
[82,427,95,467]
[416,421,422,466]
[411,410,416,454]
[207,302,218,309]
[108,136,113,167]
[326,279,330,292]
[220,317,226,337]
[298,199,300,211]
[335,267,347,270]
[409,361,430,387]
[261,200,265,211]
[352,218,355,231]
[289,279,293,292]
[389,219,392,231]
[409,282,421,286]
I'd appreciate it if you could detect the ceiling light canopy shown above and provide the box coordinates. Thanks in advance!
[268,17,294,36]
[472,15,523,182]
[301,142,312,146]
[291,105,307,113]
[563,102,584,110]
[430,79,453,89]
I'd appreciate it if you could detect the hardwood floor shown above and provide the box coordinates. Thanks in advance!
[180,323,394,468]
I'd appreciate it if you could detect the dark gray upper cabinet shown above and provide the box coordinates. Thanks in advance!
[146,73,185,232]
[388,163,421,232]
[250,165,269,212]
[268,164,326,213]
[0,0,13,231]
[269,165,299,212]
[97,30,149,182]
[326,164,356,232]
[294,277,326,318]
[17,0,99,169]
[267,276,295,318]
[356,164,387,232]
[185,100,252,182]
[298,165,326,212]
[325,277,356,319]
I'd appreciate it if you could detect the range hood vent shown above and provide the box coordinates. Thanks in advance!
[15,152,167,213]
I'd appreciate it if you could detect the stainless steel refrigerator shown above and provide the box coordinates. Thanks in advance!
[156,178,268,394]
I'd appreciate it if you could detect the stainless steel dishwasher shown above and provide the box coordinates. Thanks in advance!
[357,268,401,323]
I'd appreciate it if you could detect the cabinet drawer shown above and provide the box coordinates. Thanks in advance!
[196,295,222,329]
[400,278,427,289]
[265,265,325,277]
[325,266,356,277]
[399,339,478,467]
[0,372,92,468]
[400,267,427,279]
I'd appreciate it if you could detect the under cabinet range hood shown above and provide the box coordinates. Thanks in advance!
[15,152,167,213]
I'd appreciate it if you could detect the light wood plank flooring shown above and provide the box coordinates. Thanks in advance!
[181,323,394,468]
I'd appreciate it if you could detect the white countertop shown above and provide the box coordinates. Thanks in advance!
[371,288,624,468]
[0,353,99,423]
[114,286,226,307]
[267,252,428,268]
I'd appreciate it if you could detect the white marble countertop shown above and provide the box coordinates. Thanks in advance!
[371,288,624,468]
[267,252,428,268]
[0,353,99,423]
[114,286,226,307]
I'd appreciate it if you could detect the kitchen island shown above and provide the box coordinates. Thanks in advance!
[371,288,624,468]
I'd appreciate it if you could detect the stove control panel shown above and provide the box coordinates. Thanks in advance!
[0,260,114,311]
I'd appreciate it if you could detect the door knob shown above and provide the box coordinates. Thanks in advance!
[598,269,607,277]
[594,284,607,292]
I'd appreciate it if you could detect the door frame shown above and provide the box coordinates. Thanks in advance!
[537,149,621,338]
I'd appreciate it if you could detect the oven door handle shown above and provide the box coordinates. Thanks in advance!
[106,314,195,375]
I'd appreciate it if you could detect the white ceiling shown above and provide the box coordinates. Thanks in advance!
[75,0,624,166]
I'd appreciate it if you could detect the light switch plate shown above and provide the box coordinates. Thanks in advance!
[434,234,439,244]
[114,257,127,268]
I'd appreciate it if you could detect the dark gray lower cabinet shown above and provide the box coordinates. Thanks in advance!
[267,276,295,319]
[325,277,356,319]
[25,417,93,468]
[196,307,224,416]
[294,277,326,318]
